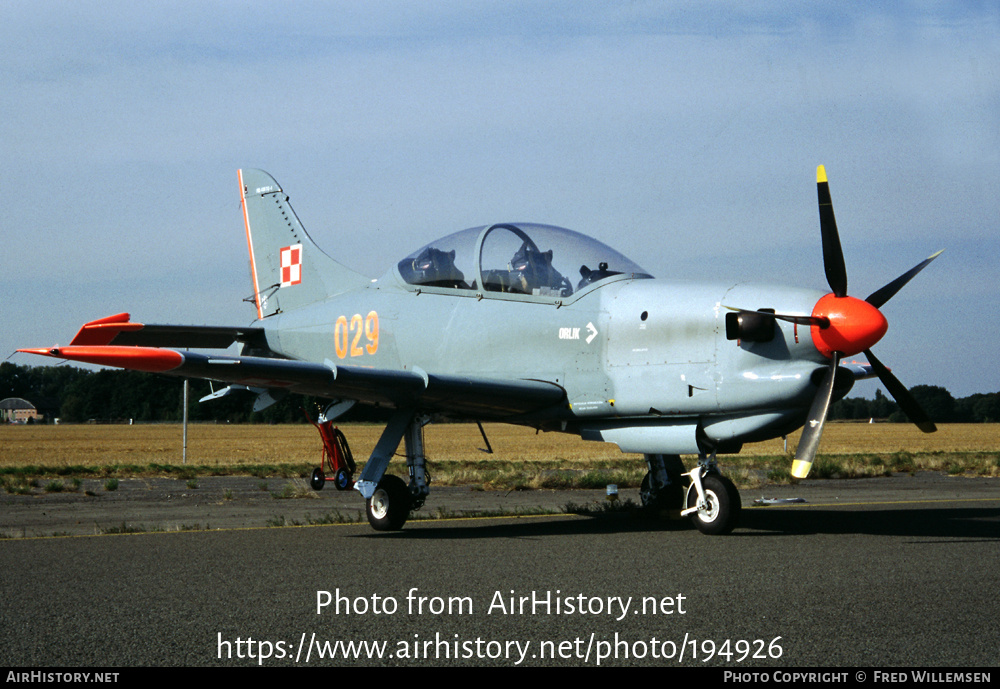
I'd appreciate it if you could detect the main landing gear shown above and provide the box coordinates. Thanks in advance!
[309,408,428,531]
[362,417,430,531]
[641,453,741,535]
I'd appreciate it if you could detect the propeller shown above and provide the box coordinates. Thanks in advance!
[790,166,942,480]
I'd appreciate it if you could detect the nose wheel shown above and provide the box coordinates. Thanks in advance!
[682,468,741,535]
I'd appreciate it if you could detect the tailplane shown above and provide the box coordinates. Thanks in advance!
[239,169,368,319]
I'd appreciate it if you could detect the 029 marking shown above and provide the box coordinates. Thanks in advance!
[335,311,379,359]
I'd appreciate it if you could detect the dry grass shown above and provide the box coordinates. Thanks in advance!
[740,422,1000,456]
[0,424,323,468]
[1,422,998,489]
[0,423,632,469]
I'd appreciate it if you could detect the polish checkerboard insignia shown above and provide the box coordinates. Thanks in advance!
[280,244,302,287]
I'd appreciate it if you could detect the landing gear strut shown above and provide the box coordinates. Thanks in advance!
[404,416,431,511]
[640,454,686,515]
[365,415,431,529]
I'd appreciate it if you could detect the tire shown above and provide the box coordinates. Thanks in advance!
[366,475,411,531]
[310,468,325,491]
[686,474,741,535]
[640,471,685,514]
[334,468,352,491]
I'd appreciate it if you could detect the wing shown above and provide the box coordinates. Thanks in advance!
[19,314,566,419]
[840,360,875,380]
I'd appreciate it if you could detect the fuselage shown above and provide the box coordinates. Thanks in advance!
[261,270,834,455]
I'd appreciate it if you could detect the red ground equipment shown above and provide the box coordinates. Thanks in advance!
[304,410,356,491]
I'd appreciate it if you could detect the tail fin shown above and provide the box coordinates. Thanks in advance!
[238,169,368,319]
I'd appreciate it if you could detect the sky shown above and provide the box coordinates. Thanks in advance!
[2,1,998,399]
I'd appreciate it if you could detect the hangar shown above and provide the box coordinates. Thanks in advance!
[1,398,40,423]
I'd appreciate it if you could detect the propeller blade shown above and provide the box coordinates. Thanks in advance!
[865,250,945,309]
[791,351,841,479]
[817,165,848,298]
[864,348,937,433]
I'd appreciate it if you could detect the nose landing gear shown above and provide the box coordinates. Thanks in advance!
[641,453,742,535]
[681,456,741,535]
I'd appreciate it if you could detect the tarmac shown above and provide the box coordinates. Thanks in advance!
[1,471,998,666]
[1,470,997,538]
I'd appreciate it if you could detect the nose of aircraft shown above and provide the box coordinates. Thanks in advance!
[810,293,888,358]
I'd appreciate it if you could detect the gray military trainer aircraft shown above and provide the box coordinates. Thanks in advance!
[21,166,940,535]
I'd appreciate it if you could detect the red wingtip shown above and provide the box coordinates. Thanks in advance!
[17,348,58,357]
[18,346,183,373]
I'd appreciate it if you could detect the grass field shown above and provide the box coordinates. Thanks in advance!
[1,422,998,490]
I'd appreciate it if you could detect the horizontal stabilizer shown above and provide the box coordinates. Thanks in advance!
[69,313,265,349]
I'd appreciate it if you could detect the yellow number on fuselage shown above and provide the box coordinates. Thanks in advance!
[365,311,379,355]
[334,311,379,360]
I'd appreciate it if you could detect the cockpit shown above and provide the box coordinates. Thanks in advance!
[395,223,653,301]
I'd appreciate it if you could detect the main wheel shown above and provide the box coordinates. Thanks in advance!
[640,471,685,515]
[310,467,325,491]
[686,474,741,535]
[366,475,411,531]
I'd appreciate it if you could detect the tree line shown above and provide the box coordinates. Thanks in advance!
[830,386,1000,424]
[2,361,998,424]
[0,362,388,424]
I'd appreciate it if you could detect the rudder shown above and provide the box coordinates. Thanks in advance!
[239,168,368,319]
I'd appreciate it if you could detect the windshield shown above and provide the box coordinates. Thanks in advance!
[395,223,652,298]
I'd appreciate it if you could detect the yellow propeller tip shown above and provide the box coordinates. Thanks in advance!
[816,165,827,184]
[791,459,813,479]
